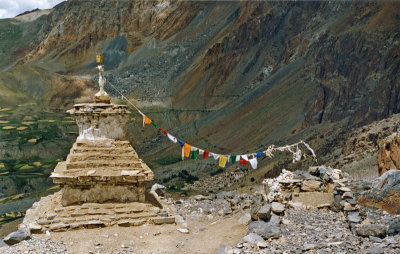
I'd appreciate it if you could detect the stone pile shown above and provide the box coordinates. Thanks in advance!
[261,166,369,226]
[331,183,362,224]
[262,166,345,204]
[173,191,262,219]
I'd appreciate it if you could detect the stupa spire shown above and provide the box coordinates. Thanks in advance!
[94,54,111,104]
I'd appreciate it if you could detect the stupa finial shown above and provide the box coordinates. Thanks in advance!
[94,54,111,104]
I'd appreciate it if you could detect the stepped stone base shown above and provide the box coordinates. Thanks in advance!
[52,139,154,206]
[23,191,175,233]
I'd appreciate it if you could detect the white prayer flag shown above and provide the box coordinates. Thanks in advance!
[167,133,177,143]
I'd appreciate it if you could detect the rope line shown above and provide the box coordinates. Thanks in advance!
[105,78,316,167]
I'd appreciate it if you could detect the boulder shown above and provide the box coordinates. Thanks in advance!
[242,233,264,244]
[269,214,281,225]
[301,180,322,192]
[3,227,30,245]
[387,217,400,236]
[256,204,272,221]
[355,224,387,238]
[358,170,400,214]
[248,221,280,239]
[271,202,285,214]
[347,211,362,223]
[238,213,252,225]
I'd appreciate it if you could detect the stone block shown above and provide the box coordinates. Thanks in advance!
[301,180,322,192]
[152,217,175,225]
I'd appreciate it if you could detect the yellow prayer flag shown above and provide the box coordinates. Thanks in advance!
[184,144,192,158]
[219,155,228,168]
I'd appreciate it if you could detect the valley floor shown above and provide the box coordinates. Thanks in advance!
[1,212,246,254]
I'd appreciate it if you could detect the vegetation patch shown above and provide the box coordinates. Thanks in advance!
[0,211,25,226]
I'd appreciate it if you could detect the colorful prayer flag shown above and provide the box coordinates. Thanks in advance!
[184,143,192,158]
[178,139,184,147]
[256,152,263,158]
[192,149,199,160]
[239,159,248,166]
[249,158,258,169]
[203,150,209,160]
[144,116,152,124]
[219,156,228,168]
[211,153,220,160]
[230,155,237,164]
[167,133,177,143]
[160,128,168,135]
[151,122,159,129]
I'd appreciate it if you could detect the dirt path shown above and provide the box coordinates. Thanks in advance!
[46,212,246,254]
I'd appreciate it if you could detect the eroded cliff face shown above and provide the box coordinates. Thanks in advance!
[1,0,400,183]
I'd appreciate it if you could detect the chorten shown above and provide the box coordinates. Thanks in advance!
[51,58,154,206]
[19,56,174,234]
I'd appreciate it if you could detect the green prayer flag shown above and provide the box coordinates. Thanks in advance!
[192,149,199,160]
[230,155,237,164]
[151,122,160,129]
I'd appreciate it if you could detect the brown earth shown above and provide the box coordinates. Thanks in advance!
[358,190,400,215]
[4,212,247,254]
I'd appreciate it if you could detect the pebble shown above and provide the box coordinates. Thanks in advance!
[177,228,189,234]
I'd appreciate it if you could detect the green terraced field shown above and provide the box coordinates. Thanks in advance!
[0,104,77,209]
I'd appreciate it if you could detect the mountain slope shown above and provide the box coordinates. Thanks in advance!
[1,0,400,188]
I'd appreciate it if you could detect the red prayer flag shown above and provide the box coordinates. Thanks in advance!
[203,150,210,160]
[239,159,248,166]
[160,128,168,135]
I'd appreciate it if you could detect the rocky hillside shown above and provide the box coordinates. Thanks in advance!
[1,0,400,189]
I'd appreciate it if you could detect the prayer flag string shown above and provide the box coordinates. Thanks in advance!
[107,80,317,169]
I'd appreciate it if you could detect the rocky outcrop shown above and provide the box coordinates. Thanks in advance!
[377,133,400,176]
[358,170,400,214]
